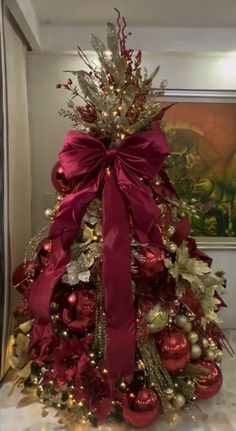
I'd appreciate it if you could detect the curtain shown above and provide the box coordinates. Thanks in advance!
[0,0,10,379]
[0,2,31,379]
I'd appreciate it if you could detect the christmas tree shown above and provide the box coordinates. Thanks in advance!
[9,11,231,429]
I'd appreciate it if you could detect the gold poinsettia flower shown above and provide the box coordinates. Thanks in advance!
[164,242,223,326]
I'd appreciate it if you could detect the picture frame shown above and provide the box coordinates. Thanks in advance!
[157,89,236,249]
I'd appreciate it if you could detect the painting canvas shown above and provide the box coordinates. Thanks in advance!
[160,102,236,239]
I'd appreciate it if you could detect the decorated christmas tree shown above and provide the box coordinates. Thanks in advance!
[9,11,232,429]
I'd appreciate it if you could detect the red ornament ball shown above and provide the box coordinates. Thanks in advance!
[133,389,160,412]
[61,288,96,333]
[123,389,161,428]
[51,161,75,194]
[155,329,190,371]
[36,239,52,266]
[195,360,223,399]
[138,247,164,278]
[12,261,41,294]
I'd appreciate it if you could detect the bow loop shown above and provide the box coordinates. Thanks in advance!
[59,130,106,179]
[118,130,168,179]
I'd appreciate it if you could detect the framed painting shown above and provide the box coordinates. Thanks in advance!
[158,90,236,249]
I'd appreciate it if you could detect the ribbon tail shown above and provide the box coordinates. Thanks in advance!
[102,172,136,388]
[28,184,100,355]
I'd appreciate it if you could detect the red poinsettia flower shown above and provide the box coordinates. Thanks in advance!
[43,335,93,388]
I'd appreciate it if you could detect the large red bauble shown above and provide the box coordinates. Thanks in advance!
[138,247,165,278]
[155,329,191,371]
[12,261,41,294]
[123,389,161,428]
[51,161,75,194]
[195,360,223,399]
[36,239,52,266]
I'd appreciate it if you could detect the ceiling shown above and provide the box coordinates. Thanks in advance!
[31,0,236,27]
[6,0,236,53]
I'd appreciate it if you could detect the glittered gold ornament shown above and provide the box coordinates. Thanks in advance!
[146,304,169,333]
[215,350,223,362]
[206,349,215,361]
[167,242,177,253]
[164,387,174,400]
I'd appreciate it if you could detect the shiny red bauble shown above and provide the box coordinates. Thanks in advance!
[123,389,161,428]
[138,247,165,278]
[195,360,223,399]
[155,329,191,371]
[51,161,75,194]
[36,239,52,266]
[12,261,41,294]
[132,389,160,412]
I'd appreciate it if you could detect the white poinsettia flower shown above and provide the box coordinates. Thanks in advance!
[62,261,82,285]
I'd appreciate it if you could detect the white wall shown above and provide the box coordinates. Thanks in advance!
[27,52,236,328]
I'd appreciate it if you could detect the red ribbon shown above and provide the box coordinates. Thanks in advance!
[29,130,169,388]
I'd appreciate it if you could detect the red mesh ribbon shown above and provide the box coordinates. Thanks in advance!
[29,130,169,388]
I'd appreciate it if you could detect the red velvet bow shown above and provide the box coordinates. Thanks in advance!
[29,130,169,388]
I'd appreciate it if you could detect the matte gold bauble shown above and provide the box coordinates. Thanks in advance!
[188,331,199,344]
[206,349,215,361]
[172,393,186,409]
[191,344,202,359]
[175,314,188,328]
[184,321,192,333]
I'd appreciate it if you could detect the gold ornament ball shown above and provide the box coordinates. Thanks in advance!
[188,331,199,344]
[168,242,177,253]
[146,305,169,333]
[208,340,217,350]
[203,338,209,348]
[215,350,224,362]
[167,226,176,237]
[44,208,54,219]
[191,344,202,359]
[184,321,192,333]
[172,393,186,409]
[206,349,215,361]
[169,308,177,317]
[165,387,174,400]
[119,382,127,391]
[61,330,68,338]
[175,314,188,328]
